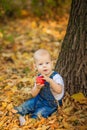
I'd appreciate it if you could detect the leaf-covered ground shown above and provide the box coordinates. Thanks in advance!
[0,16,87,130]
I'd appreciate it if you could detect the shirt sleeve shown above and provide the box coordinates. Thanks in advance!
[53,74,64,87]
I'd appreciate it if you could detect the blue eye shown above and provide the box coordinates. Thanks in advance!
[46,62,49,64]
[39,63,42,65]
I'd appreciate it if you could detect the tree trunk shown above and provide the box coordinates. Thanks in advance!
[55,0,87,96]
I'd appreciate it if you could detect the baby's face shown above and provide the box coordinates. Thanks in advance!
[35,54,53,76]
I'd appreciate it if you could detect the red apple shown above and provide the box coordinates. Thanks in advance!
[36,76,45,85]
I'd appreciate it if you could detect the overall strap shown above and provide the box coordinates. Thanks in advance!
[38,71,59,107]
[50,71,58,79]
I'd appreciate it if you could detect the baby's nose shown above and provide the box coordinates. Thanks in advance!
[43,64,46,67]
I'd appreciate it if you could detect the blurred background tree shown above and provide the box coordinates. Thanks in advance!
[0,0,71,20]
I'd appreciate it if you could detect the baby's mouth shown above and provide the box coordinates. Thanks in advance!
[43,69,48,72]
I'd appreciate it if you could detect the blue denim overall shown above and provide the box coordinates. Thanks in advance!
[15,71,62,118]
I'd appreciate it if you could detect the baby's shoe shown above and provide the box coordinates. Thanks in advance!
[19,115,26,126]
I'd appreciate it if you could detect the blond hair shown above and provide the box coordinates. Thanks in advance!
[34,49,51,62]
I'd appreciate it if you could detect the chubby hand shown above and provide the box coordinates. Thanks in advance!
[35,75,45,89]
[36,82,44,89]
[36,75,45,85]
[42,74,51,83]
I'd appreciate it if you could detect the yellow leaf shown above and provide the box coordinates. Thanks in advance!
[0,76,4,81]
[76,126,87,130]
[49,119,56,124]
[11,86,17,93]
[0,32,3,38]
[67,115,78,122]
[31,21,37,28]
[7,103,13,110]
[4,85,11,90]
[36,127,42,130]
[42,125,49,130]
[19,77,29,82]
[63,106,73,114]
[72,92,86,101]
[2,102,7,108]
[21,9,29,17]
[62,119,72,129]
[0,120,4,127]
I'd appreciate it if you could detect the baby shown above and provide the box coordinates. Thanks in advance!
[12,49,64,125]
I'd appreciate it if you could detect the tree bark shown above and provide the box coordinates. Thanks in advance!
[55,0,87,96]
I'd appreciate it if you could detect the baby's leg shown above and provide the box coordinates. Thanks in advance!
[12,97,36,125]
[13,97,36,116]
[31,106,57,118]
